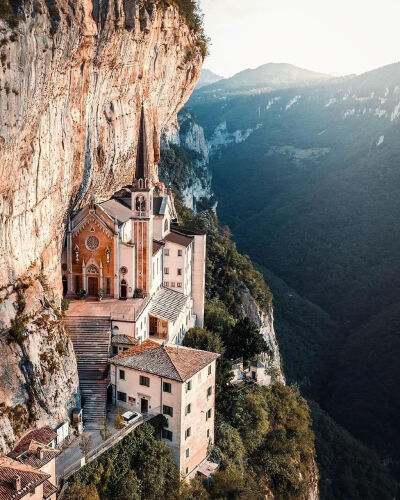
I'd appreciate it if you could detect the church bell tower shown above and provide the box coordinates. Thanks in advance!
[131,104,154,295]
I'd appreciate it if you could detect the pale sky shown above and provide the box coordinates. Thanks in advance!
[199,0,400,78]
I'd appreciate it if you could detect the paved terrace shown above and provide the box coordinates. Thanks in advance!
[65,297,149,322]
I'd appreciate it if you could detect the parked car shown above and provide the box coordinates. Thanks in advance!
[122,411,141,426]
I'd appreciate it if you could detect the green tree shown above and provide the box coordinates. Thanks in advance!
[224,317,269,365]
[60,483,99,500]
[178,477,210,500]
[183,326,224,354]
[213,420,245,468]
[210,465,244,498]
[114,470,141,500]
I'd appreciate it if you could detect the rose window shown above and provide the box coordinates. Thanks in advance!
[86,236,99,251]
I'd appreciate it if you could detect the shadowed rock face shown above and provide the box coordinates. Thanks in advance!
[0,0,202,450]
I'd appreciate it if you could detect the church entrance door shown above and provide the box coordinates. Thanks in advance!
[120,280,127,300]
[88,277,98,296]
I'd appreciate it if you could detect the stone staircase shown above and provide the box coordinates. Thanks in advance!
[64,316,111,428]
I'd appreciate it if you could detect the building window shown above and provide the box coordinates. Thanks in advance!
[162,429,173,441]
[164,249,169,256]
[178,250,182,256]
[177,282,182,288]
[163,382,171,393]
[112,346,118,355]
[185,403,191,415]
[164,267,169,274]
[164,281,169,287]
[185,448,190,458]
[171,282,176,287]
[206,408,212,420]
[140,375,150,387]
[164,219,169,232]
[185,427,191,439]
[177,268,182,276]
[119,370,125,380]
[208,365,212,376]
[185,467,188,475]
[207,429,210,438]
[186,380,192,392]
[106,277,111,295]
[117,391,127,402]
[207,386,212,398]
[163,405,173,417]
[128,396,136,405]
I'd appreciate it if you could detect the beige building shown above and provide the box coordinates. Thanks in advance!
[3,427,58,500]
[109,340,219,477]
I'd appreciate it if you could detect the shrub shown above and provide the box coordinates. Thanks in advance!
[8,318,27,344]
[61,297,70,311]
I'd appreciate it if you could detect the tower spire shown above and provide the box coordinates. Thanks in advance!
[134,104,149,183]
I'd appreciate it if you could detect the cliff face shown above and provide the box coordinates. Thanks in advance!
[0,0,202,450]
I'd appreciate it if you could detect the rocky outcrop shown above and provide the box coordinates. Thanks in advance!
[237,284,285,383]
[0,0,202,449]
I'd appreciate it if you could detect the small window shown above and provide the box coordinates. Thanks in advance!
[185,427,191,439]
[140,375,150,387]
[185,403,191,415]
[186,380,192,392]
[208,365,212,376]
[186,448,190,458]
[207,429,210,438]
[106,277,111,295]
[163,405,173,417]
[112,346,118,355]
[117,391,127,402]
[171,282,176,287]
[177,268,182,276]
[164,219,169,232]
[164,248,169,256]
[162,429,173,441]
[207,386,212,397]
[128,396,136,404]
[163,382,171,393]
[164,281,169,287]
[206,408,212,420]
[185,467,189,475]
[164,267,169,274]
[119,370,125,380]
[177,282,182,288]
[178,250,182,256]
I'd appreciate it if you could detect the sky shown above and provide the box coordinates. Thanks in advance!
[199,0,400,78]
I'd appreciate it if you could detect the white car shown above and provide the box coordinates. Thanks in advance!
[121,411,141,426]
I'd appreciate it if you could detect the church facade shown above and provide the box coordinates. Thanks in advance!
[61,107,206,345]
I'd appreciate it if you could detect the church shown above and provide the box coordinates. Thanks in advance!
[61,107,206,345]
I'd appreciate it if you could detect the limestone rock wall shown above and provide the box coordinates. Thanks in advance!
[0,0,202,449]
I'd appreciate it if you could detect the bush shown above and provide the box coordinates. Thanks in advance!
[61,298,70,311]
[8,317,27,344]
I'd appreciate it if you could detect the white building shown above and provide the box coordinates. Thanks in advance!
[110,340,219,477]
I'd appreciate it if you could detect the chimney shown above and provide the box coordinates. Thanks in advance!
[37,447,45,460]
[13,475,21,491]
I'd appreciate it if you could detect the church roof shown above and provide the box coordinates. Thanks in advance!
[134,105,149,182]
[100,199,132,223]
[110,340,219,382]
[150,287,189,322]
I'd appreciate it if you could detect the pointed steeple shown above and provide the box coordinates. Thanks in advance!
[134,104,149,183]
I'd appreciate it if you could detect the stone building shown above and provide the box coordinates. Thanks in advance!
[109,340,219,477]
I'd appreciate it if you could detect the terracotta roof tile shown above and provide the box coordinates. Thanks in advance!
[0,457,50,500]
[13,427,56,454]
[164,232,193,247]
[111,343,219,382]
[43,480,57,499]
[112,334,137,346]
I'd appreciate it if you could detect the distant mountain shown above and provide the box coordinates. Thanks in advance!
[196,68,224,88]
[184,60,400,484]
[197,62,332,95]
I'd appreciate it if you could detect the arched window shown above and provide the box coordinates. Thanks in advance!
[136,195,146,212]
[164,219,169,232]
